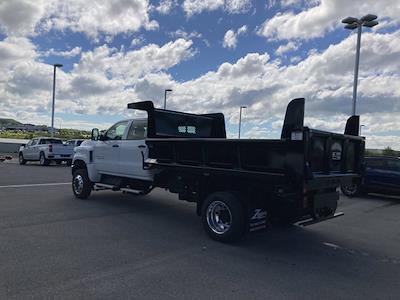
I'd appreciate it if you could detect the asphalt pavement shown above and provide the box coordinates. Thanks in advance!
[1,160,399,299]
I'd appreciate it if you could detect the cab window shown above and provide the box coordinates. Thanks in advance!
[126,122,147,140]
[106,121,128,140]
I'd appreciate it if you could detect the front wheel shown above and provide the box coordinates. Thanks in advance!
[72,169,92,199]
[341,184,360,197]
[201,192,246,243]
[19,153,27,165]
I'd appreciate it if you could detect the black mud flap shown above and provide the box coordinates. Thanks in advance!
[313,191,339,219]
[248,208,268,232]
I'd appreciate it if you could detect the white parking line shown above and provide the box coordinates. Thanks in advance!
[0,182,70,189]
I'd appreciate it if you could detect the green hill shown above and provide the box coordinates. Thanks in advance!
[0,118,22,127]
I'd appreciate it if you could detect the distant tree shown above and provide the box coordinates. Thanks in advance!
[382,146,397,157]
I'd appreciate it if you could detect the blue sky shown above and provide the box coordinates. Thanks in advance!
[0,0,399,148]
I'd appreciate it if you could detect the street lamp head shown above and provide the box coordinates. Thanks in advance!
[54,63,63,68]
[361,14,377,22]
[165,89,172,92]
[344,23,358,30]
[240,106,247,109]
[342,16,358,24]
[363,20,379,28]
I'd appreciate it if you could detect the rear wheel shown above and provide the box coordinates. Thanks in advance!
[39,153,49,166]
[201,192,245,243]
[341,184,360,197]
[72,169,92,199]
[18,153,26,165]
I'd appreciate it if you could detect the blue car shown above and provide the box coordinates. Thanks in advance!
[341,156,400,197]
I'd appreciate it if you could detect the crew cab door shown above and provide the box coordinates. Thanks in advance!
[95,121,129,175]
[119,120,153,180]
[23,139,36,160]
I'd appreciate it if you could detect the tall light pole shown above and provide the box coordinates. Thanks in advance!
[51,63,63,137]
[342,14,378,116]
[164,89,172,110]
[238,105,246,139]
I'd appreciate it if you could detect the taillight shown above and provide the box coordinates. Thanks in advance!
[49,144,53,152]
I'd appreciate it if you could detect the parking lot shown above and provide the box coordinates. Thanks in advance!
[1,160,399,299]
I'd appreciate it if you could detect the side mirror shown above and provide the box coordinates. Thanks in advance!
[91,128,99,141]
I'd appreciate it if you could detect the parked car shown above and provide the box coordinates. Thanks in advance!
[71,98,364,242]
[66,139,86,147]
[19,137,74,166]
[341,156,400,197]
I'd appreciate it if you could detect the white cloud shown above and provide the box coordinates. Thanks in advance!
[223,30,237,49]
[224,0,252,14]
[168,29,202,39]
[0,0,51,36]
[43,46,82,58]
[290,56,301,63]
[258,0,400,41]
[183,0,251,17]
[237,25,248,35]
[130,37,145,48]
[155,0,178,14]
[223,25,248,49]
[0,37,37,68]
[275,41,299,56]
[0,0,158,39]
[0,37,195,126]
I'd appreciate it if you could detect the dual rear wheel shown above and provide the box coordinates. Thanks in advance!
[201,192,246,243]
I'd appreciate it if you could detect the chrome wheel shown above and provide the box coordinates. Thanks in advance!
[73,174,84,195]
[19,155,23,163]
[40,155,45,165]
[206,200,232,235]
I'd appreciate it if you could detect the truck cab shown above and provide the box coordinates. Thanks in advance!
[72,118,154,191]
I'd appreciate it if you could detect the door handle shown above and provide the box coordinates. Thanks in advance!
[138,145,146,149]
[112,144,119,148]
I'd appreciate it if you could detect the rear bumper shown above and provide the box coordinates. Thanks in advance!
[47,155,72,160]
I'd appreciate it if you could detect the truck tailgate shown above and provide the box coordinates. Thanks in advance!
[51,144,74,156]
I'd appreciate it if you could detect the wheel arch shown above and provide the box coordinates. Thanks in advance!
[72,159,87,174]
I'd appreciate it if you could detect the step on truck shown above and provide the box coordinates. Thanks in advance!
[72,98,365,242]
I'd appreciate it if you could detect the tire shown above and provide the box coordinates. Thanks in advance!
[66,160,72,166]
[18,153,27,165]
[39,152,49,166]
[341,184,360,197]
[201,192,246,243]
[72,168,92,199]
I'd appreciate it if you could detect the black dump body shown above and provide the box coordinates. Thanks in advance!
[128,99,365,226]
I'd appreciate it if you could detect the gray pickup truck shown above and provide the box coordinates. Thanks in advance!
[19,137,74,166]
